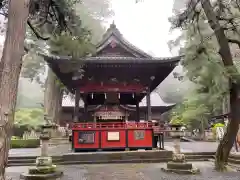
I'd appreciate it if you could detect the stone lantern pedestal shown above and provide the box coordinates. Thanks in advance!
[20,124,63,180]
[161,139,200,174]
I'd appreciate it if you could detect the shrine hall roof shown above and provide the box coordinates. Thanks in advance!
[62,92,175,108]
[41,22,181,95]
[96,22,152,58]
[42,54,181,63]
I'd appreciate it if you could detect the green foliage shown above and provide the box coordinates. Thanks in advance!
[10,139,40,149]
[21,52,46,85]
[15,108,44,128]
[168,2,240,129]
[49,31,96,58]
[170,12,229,129]
[21,0,111,83]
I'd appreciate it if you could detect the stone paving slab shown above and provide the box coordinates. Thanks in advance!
[6,162,240,180]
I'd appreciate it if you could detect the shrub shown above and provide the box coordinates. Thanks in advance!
[11,139,40,148]
[13,124,29,137]
[11,136,20,140]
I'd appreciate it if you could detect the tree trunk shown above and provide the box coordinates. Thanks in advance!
[215,83,240,170]
[201,0,240,171]
[0,0,30,179]
[44,68,62,125]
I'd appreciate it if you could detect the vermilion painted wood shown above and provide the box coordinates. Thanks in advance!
[72,122,154,151]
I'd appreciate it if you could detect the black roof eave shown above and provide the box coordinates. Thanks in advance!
[41,53,181,65]
[42,53,180,94]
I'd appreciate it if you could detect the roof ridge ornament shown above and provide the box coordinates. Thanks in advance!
[110,20,116,29]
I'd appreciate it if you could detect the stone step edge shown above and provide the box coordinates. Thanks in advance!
[228,158,240,164]
[7,158,213,167]
[7,156,211,164]
[8,151,215,159]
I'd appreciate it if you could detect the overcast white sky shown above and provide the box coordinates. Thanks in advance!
[107,0,180,57]
[0,0,181,57]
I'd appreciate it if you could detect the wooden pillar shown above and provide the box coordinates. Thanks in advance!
[146,89,152,121]
[83,94,88,122]
[136,103,140,122]
[73,89,80,123]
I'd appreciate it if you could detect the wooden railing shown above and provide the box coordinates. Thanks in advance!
[71,122,155,129]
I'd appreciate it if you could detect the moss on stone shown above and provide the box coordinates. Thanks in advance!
[29,165,57,174]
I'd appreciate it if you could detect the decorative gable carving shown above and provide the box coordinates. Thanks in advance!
[95,22,152,58]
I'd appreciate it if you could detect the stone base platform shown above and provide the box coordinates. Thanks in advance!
[161,154,200,174]
[20,171,63,180]
[62,150,173,164]
[161,161,200,174]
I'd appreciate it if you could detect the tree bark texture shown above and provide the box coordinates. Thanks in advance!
[215,83,240,170]
[0,0,30,179]
[44,68,63,125]
[201,0,240,171]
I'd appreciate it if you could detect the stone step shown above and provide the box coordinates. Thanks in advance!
[8,159,35,164]
[8,158,62,164]
[8,155,62,160]
[228,158,240,165]
[185,155,214,160]
[58,158,172,165]
[7,163,35,167]
[6,151,214,167]
[229,154,240,159]
[8,156,37,160]
[184,152,215,156]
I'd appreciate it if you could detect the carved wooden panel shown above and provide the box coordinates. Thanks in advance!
[134,130,145,140]
[78,131,95,144]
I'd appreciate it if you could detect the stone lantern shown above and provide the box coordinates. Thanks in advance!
[169,124,184,138]
[20,123,63,180]
[161,139,200,174]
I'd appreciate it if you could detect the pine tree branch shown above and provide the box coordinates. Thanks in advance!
[27,20,50,40]
[24,46,29,53]
[201,0,234,67]
[228,38,240,49]
[173,0,200,28]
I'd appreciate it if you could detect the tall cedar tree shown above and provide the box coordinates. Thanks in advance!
[0,0,30,179]
[171,0,240,170]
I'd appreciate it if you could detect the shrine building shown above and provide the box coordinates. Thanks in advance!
[42,23,181,151]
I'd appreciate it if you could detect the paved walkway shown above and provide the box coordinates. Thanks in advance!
[9,144,72,157]
[9,142,218,157]
[164,142,218,152]
[6,162,239,180]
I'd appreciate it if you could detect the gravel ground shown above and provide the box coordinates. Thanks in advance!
[6,162,240,180]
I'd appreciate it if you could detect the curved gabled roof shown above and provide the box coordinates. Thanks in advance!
[96,22,152,58]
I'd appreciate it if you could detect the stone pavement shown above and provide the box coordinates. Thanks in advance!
[6,162,240,180]
[164,142,218,152]
[9,142,218,157]
[9,144,72,157]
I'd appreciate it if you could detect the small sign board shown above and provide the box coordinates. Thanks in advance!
[78,131,95,144]
[107,132,120,141]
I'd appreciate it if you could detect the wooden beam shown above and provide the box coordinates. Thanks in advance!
[73,89,80,122]
[146,88,152,121]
